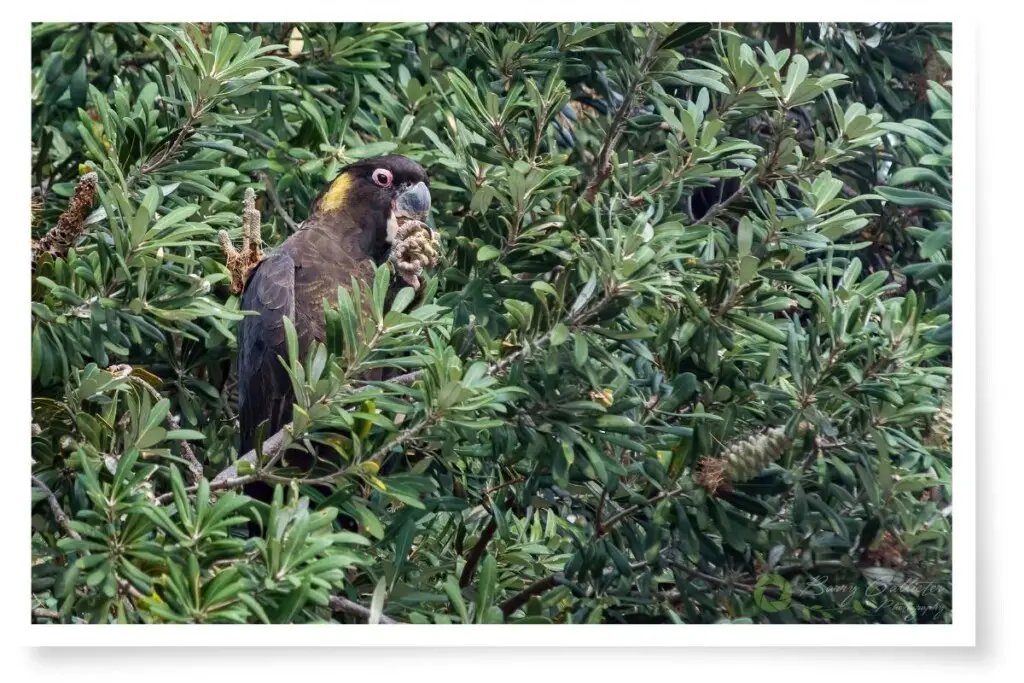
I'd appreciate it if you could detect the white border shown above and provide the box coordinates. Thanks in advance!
[6,2,981,658]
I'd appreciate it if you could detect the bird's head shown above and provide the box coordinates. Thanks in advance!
[310,154,432,262]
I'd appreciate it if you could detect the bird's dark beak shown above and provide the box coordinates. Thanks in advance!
[394,181,431,222]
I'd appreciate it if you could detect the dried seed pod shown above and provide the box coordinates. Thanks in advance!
[925,391,953,451]
[696,427,793,495]
[724,427,791,482]
[31,172,98,271]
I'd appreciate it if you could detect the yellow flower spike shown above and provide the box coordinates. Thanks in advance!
[357,400,376,439]
[590,388,614,408]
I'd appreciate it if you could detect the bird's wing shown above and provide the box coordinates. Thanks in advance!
[238,251,296,455]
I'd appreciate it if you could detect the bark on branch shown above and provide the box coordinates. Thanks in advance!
[582,32,662,203]
[329,595,399,624]
[499,574,560,617]
[459,518,498,589]
[31,475,80,540]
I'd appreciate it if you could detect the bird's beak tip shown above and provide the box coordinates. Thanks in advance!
[395,181,432,222]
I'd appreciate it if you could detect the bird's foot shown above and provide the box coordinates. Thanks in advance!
[219,187,264,294]
[390,218,440,289]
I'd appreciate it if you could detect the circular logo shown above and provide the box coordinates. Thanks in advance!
[753,573,792,613]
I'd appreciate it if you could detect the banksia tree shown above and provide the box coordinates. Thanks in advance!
[31,22,952,625]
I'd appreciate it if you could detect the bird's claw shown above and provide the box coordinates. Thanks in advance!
[220,187,264,295]
[390,218,440,289]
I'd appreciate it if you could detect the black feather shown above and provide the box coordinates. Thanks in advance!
[238,251,296,456]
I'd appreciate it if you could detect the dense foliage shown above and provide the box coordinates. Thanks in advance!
[31,22,953,624]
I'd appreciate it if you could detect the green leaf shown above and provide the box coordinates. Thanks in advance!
[550,322,569,346]
[737,216,753,257]
[473,554,497,624]
[166,429,205,441]
[783,54,809,102]
[476,245,500,262]
[368,576,387,625]
[444,577,470,624]
[876,186,952,211]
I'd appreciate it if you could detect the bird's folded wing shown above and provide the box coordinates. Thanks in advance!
[238,252,296,455]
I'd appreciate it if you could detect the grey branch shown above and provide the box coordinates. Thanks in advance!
[211,427,288,485]
[329,595,399,624]
[32,475,81,540]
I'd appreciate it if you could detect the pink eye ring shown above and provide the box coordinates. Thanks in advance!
[372,168,393,188]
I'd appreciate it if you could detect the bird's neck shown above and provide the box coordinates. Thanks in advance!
[309,210,391,263]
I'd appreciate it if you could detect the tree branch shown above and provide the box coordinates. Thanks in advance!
[32,607,62,622]
[688,169,759,228]
[383,370,425,386]
[597,486,683,537]
[582,30,662,203]
[459,517,498,589]
[129,374,204,486]
[211,428,288,486]
[499,574,560,617]
[31,476,80,540]
[259,171,299,231]
[139,99,205,176]
[329,595,399,624]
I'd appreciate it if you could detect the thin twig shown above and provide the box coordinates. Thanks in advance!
[167,413,204,486]
[154,472,258,506]
[594,486,609,536]
[383,370,425,386]
[598,486,683,537]
[482,475,526,499]
[32,475,80,540]
[210,428,288,487]
[139,100,205,176]
[495,485,685,617]
[130,375,204,486]
[668,561,755,593]
[366,414,435,466]
[259,172,299,231]
[582,30,662,202]
[688,170,759,228]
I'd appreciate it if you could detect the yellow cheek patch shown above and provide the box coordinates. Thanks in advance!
[320,172,353,212]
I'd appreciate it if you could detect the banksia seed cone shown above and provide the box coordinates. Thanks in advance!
[695,455,730,495]
[697,427,792,494]
[31,193,43,228]
[31,172,98,271]
[925,392,952,451]
[862,531,906,569]
[724,427,791,482]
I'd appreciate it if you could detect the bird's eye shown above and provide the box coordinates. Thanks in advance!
[372,168,393,188]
